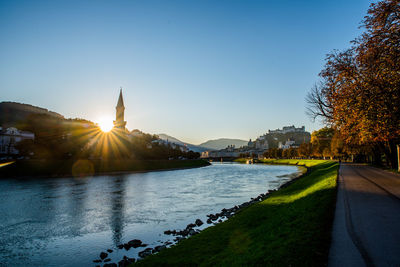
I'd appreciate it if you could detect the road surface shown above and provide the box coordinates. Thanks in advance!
[329,164,400,267]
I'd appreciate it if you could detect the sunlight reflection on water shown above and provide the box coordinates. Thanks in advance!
[0,162,300,266]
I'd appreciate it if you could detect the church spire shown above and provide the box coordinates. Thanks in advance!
[117,88,124,108]
[114,88,127,130]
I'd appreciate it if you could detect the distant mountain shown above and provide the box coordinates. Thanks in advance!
[0,101,64,127]
[157,134,211,153]
[199,138,248,150]
[158,134,249,151]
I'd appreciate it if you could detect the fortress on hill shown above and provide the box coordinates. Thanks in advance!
[201,125,311,159]
[268,125,305,134]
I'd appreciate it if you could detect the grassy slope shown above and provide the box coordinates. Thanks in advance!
[134,160,338,266]
[235,158,328,167]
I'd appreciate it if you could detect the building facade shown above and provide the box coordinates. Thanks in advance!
[0,127,34,155]
[278,139,297,149]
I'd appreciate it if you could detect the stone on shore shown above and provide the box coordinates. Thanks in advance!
[128,239,142,248]
[195,219,203,226]
[188,229,196,235]
[118,256,135,267]
[186,223,196,229]
[100,252,108,260]
[138,248,153,258]
[153,245,167,253]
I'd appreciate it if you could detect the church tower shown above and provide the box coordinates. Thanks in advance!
[113,88,127,130]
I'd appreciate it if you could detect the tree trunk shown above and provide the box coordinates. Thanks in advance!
[372,144,382,166]
[384,140,398,169]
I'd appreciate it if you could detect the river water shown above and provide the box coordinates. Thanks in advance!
[0,162,300,266]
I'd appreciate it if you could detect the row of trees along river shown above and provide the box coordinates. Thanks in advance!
[262,128,350,160]
[306,0,400,169]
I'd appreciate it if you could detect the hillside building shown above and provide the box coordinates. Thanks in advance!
[248,139,254,147]
[0,127,34,155]
[278,139,297,149]
[200,125,309,159]
[255,139,269,150]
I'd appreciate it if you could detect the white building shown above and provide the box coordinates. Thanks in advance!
[130,129,144,137]
[278,139,296,149]
[0,127,35,155]
[200,151,210,158]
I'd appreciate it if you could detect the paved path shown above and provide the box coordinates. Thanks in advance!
[329,164,400,267]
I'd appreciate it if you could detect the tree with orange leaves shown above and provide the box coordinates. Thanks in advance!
[307,0,400,168]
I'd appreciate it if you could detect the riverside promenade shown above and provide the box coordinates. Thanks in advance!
[329,164,400,267]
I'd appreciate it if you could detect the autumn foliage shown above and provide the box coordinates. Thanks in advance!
[307,0,400,167]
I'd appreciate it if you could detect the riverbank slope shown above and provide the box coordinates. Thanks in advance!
[134,160,338,266]
[0,159,210,178]
[235,158,328,166]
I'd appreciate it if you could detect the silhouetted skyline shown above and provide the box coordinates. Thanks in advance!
[0,0,372,144]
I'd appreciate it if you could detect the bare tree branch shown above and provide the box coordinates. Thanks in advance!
[305,83,333,122]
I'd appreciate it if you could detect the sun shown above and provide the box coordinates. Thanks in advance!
[97,117,114,132]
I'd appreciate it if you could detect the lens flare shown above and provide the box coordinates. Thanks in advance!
[97,117,113,132]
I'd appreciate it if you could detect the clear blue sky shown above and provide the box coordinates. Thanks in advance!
[0,0,372,144]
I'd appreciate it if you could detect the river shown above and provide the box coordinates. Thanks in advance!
[0,162,301,266]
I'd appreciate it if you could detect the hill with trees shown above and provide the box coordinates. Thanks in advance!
[0,101,64,127]
[0,102,201,161]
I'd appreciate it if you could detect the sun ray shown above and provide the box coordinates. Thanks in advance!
[97,117,114,132]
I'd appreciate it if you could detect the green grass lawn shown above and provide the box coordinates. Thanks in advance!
[134,160,338,266]
[235,158,328,168]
